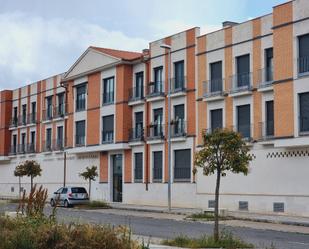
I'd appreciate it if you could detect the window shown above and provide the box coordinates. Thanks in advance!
[21,133,26,153]
[57,93,65,116]
[75,120,85,146]
[210,61,223,92]
[153,151,163,181]
[210,109,223,131]
[237,104,251,139]
[134,112,143,139]
[46,128,52,150]
[46,96,53,119]
[134,152,143,182]
[12,135,17,154]
[265,48,273,82]
[173,104,185,136]
[76,84,86,111]
[299,92,309,133]
[174,149,191,181]
[153,66,163,94]
[135,72,144,99]
[236,54,250,87]
[57,126,64,150]
[102,115,114,143]
[265,101,274,137]
[29,131,35,153]
[22,104,27,125]
[174,60,185,90]
[103,77,114,104]
[13,107,18,125]
[31,102,36,123]
[298,34,309,74]
[153,108,163,137]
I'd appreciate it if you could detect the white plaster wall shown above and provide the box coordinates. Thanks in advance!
[30,83,38,95]
[13,89,19,100]
[261,14,273,36]
[206,30,225,51]
[171,31,186,51]
[293,0,309,21]
[233,21,253,44]
[150,40,165,58]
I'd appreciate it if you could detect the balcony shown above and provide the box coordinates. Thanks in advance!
[170,76,187,97]
[9,117,18,128]
[42,141,53,152]
[27,113,37,125]
[17,144,27,154]
[299,116,309,135]
[298,56,309,76]
[9,145,17,155]
[257,67,273,91]
[54,104,67,119]
[153,167,163,182]
[42,108,53,122]
[102,131,114,144]
[203,79,225,101]
[174,167,191,182]
[129,127,144,145]
[102,91,114,105]
[128,87,145,106]
[258,121,274,141]
[147,123,165,143]
[146,81,165,101]
[53,139,65,151]
[229,72,253,97]
[75,135,85,147]
[170,120,187,140]
[26,143,36,154]
[18,114,27,126]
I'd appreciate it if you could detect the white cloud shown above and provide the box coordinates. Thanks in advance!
[0,12,148,90]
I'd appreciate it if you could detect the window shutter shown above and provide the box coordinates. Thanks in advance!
[237,105,250,138]
[300,92,309,132]
[103,115,114,132]
[211,109,223,130]
[174,104,184,120]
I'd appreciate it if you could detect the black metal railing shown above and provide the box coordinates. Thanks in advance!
[9,145,17,155]
[174,167,191,181]
[102,131,114,144]
[299,116,309,133]
[75,135,85,147]
[153,167,162,181]
[129,87,144,102]
[203,127,224,135]
[134,167,143,182]
[170,120,186,137]
[146,81,164,97]
[28,112,37,124]
[102,91,114,105]
[42,108,53,121]
[258,121,274,140]
[298,56,309,74]
[171,76,186,93]
[257,67,273,88]
[10,117,18,128]
[26,143,36,153]
[147,123,164,140]
[17,144,26,154]
[129,127,144,142]
[17,114,27,126]
[203,79,224,98]
[229,72,253,93]
[42,140,53,152]
[53,139,65,151]
[54,104,67,118]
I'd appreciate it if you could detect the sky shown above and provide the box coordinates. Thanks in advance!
[0,0,285,90]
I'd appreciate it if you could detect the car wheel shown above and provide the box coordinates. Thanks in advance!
[50,199,55,207]
[64,200,70,208]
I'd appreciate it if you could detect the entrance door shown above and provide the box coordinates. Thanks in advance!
[112,154,123,202]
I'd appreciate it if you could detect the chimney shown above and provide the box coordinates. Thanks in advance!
[222,21,239,28]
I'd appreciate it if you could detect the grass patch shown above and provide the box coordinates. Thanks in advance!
[162,232,253,248]
[0,216,143,249]
[75,200,110,209]
[186,212,232,221]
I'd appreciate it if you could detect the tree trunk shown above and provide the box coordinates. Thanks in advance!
[89,179,91,200]
[214,169,221,241]
[18,176,21,199]
[30,176,33,192]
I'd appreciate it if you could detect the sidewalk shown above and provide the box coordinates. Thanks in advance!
[110,202,309,227]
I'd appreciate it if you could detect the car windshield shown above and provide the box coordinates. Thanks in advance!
[71,187,87,193]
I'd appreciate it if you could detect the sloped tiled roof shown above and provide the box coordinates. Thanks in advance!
[90,46,142,61]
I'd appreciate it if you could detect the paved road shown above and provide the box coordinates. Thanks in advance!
[1,203,309,249]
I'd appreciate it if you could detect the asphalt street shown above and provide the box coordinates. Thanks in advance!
[1,203,309,249]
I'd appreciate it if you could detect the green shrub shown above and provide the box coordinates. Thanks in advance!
[0,216,141,249]
[162,231,253,248]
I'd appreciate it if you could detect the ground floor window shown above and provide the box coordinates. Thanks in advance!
[153,151,163,182]
[174,149,191,181]
[134,152,143,182]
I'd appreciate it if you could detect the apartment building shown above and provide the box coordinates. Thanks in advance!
[0,0,309,216]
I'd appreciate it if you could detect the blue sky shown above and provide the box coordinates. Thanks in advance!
[0,0,285,90]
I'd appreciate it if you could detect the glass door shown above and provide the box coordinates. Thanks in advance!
[112,154,123,202]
